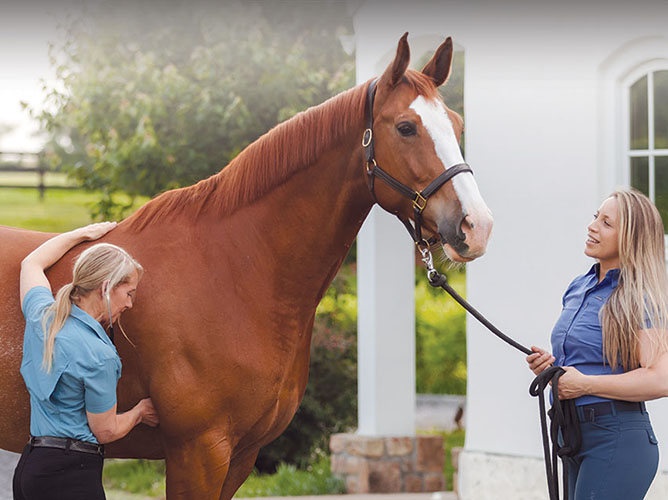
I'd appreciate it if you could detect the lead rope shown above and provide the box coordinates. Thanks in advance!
[417,245,580,500]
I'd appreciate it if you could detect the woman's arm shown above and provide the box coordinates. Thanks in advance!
[558,329,668,401]
[20,222,117,306]
[86,398,159,444]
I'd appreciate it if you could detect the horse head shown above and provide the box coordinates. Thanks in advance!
[369,33,493,262]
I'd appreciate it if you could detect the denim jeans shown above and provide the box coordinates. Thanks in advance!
[566,404,658,500]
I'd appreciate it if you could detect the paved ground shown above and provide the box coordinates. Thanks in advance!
[249,494,457,500]
[104,493,458,500]
[0,450,18,500]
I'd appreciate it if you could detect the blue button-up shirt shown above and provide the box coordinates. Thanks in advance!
[20,286,121,443]
[551,264,624,406]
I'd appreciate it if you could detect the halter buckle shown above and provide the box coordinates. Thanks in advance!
[413,192,427,212]
[362,128,373,147]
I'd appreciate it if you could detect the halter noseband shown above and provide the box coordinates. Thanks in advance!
[363,79,473,248]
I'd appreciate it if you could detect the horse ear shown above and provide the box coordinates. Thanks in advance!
[380,32,410,88]
[421,37,453,87]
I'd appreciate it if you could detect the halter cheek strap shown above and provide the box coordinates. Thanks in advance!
[362,79,472,248]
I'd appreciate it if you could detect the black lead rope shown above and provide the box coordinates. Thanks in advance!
[426,267,580,500]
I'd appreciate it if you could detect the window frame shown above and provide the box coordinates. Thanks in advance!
[622,61,668,203]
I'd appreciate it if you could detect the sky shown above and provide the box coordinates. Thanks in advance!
[0,1,94,152]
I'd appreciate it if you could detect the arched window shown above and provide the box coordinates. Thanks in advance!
[626,65,668,226]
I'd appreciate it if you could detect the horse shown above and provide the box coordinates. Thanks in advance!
[0,34,492,499]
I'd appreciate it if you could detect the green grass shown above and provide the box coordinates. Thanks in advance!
[100,455,346,498]
[235,455,345,497]
[103,459,166,498]
[443,429,465,490]
[0,187,147,232]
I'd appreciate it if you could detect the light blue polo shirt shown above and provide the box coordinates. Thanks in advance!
[20,286,121,444]
[551,264,625,406]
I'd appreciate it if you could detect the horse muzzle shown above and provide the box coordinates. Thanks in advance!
[438,209,493,262]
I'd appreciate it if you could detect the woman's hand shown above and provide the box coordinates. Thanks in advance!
[75,221,118,241]
[138,398,159,427]
[20,221,118,304]
[557,366,591,400]
[526,346,555,376]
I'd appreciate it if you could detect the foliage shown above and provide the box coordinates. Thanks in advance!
[415,270,467,394]
[103,459,165,497]
[33,0,354,219]
[237,454,345,497]
[255,263,358,472]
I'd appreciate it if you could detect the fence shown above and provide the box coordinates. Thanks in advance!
[0,151,75,200]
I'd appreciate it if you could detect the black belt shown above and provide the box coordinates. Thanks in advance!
[577,400,645,422]
[29,436,104,456]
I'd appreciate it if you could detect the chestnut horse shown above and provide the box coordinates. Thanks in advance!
[0,34,492,499]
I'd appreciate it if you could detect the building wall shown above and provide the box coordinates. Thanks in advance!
[354,0,668,496]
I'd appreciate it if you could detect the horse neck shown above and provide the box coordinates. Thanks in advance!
[226,134,372,309]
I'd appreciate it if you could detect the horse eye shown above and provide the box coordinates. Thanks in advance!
[396,122,416,137]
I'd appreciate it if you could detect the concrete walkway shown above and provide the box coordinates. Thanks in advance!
[247,494,457,500]
[105,492,458,500]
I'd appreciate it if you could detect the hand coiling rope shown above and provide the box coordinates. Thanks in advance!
[419,244,580,500]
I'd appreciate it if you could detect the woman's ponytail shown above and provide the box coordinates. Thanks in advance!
[41,283,75,372]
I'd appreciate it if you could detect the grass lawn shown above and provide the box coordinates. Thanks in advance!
[0,187,99,232]
[0,187,147,232]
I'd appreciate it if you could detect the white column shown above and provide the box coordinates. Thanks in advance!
[357,205,415,436]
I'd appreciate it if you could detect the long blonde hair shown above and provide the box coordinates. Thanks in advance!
[601,190,668,370]
[42,243,143,372]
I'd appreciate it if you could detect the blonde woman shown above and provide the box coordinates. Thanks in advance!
[13,222,159,500]
[527,189,668,499]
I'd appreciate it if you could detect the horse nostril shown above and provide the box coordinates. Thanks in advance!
[464,215,475,230]
[456,215,468,241]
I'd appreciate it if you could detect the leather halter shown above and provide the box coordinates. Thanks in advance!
[362,79,473,248]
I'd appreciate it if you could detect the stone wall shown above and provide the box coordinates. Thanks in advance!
[330,434,445,493]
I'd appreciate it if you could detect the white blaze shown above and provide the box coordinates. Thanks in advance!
[409,96,487,218]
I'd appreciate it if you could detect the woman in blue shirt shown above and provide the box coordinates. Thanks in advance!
[527,190,668,499]
[13,222,159,500]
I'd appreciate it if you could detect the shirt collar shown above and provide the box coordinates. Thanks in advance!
[588,263,620,285]
[70,304,117,351]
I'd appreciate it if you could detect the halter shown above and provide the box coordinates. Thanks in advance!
[362,79,473,249]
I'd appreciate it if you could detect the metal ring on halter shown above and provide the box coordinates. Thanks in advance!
[362,128,373,147]
[365,158,377,173]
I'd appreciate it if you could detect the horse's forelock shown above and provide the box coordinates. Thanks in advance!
[402,69,440,101]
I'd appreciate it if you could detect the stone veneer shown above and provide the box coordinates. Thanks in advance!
[330,433,445,493]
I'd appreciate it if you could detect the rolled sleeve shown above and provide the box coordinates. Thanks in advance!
[84,359,119,414]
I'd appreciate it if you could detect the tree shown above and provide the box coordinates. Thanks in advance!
[35,0,354,218]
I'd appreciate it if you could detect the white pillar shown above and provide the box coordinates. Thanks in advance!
[357,206,415,436]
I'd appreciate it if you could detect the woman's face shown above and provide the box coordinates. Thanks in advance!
[585,197,620,267]
[106,270,139,324]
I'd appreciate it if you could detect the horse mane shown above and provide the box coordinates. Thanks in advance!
[125,71,437,231]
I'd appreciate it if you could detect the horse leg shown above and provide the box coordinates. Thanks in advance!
[163,430,232,500]
[218,446,260,500]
